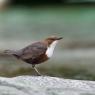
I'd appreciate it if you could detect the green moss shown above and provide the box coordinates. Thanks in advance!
[0,65,95,81]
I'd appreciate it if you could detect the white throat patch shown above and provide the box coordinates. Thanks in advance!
[46,41,58,58]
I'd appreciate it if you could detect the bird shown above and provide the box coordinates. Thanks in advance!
[4,36,63,75]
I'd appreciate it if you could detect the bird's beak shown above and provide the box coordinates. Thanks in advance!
[57,37,63,40]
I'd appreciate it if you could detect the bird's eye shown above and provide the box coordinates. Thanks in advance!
[51,38,55,40]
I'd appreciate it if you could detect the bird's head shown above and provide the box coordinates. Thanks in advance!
[45,36,63,46]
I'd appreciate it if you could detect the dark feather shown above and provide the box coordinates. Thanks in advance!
[14,42,47,60]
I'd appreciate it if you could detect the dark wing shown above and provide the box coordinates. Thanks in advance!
[16,42,47,60]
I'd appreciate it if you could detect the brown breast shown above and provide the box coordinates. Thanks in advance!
[23,53,49,65]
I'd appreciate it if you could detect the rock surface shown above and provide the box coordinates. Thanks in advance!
[0,76,95,95]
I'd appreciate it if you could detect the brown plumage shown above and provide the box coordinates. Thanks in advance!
[4,36,63,75]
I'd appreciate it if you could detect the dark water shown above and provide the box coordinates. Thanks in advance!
[0,5,95,80]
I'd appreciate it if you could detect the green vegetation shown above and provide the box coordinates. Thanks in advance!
[0,65,95,81]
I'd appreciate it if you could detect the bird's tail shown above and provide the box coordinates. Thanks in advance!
[3,50,15,55]
[3,50,19,59]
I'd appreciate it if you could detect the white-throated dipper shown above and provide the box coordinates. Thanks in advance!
[4,36,63,75]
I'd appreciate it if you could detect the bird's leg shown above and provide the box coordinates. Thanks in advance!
[32,65,41,76]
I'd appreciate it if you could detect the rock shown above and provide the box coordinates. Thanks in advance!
[0,76,95,95]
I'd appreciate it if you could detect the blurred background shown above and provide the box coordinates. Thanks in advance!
[0,0,95,81]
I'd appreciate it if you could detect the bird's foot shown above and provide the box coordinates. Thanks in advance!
[32,65,42,76]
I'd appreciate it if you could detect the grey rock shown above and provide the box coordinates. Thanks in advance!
[0,76,95,95]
